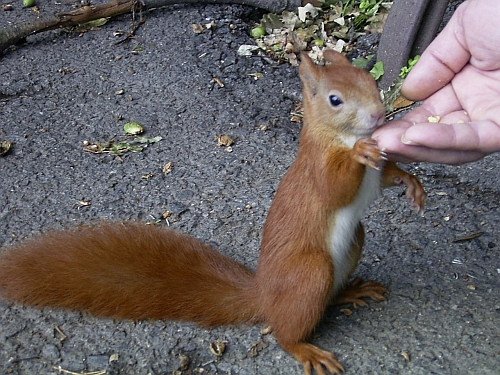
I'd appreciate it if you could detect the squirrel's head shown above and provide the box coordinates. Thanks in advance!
[299,50,385,142]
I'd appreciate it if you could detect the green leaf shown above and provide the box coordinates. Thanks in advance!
[148,136,163,143]
[259,13,284,34]
[399,55,420,78]
[352,57,368,69]
[128,145,144,153]
[74,18,109,33]
[133,136,162,144]
[359,0,383,16]
[84,18,109,27]
[250,27,266,39]
[281,11,302,30]
[123,122,144,135]
[369,60,384,80]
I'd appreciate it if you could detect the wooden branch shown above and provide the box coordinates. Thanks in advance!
[0,0,301,55]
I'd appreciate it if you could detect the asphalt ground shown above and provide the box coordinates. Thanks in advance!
[0,2,499,374]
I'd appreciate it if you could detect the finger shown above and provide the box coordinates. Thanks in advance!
[403,120,500,153]
[374,126,489,166]
[374,84,466,159]
[385,146,487,165]
[414,84,463,118]
[439,110,471,125]
[373,120,413,154]
[374,119,488,164]
[401,2,470,101]
[374,84,462,147]
[400,84,464,126]
[373,121,454,163]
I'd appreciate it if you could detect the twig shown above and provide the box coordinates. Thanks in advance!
[113,0,145,45]
[52,366,106,375]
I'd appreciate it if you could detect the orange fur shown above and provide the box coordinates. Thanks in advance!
[0,50,426,375]
[0,222,257,326]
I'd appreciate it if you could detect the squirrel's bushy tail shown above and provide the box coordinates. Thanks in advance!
[0,222,258,326]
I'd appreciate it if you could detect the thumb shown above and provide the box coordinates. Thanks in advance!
[401,2,471,101]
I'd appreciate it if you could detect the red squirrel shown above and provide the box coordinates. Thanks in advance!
[0,50,425,374]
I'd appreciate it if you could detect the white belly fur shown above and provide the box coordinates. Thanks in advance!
[328,166,382,294]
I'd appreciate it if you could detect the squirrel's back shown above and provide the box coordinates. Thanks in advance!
[0,221,258,325]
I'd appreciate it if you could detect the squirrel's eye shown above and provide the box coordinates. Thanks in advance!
[329,95,343,107]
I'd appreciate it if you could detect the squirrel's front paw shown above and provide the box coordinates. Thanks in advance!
[394,173,427,215]
[352,138,387,170]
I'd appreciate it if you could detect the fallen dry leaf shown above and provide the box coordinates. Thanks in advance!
[190,23,204,34]
[178,354,191,370]
[209,340,227,356]
[393,95,414,110]
[162,161,172,174]
[453,232,483,243]
[247,339,269,358]
[340,308,353,316]
[0,141,12,156]
[215,134,234,147]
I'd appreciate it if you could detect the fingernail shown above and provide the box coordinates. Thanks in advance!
[401,134,420,146]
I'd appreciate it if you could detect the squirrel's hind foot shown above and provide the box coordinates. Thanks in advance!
[333,277,387,307]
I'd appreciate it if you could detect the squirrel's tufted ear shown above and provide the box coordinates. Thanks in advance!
[299,52,321,98]
[323,49,351,66]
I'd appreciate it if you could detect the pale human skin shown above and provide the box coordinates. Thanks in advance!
[373,0,500,165]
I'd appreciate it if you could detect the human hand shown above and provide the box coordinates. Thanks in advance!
[373,0,500,165]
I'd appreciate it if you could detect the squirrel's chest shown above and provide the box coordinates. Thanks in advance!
[327,167,382,294]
